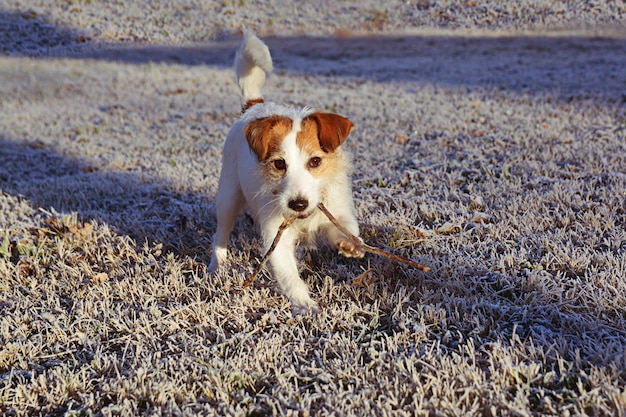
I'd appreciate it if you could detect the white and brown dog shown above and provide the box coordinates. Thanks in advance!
[209,30,363,314]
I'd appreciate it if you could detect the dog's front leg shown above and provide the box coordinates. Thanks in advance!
[209,182,244,273]
[263,225,319,315]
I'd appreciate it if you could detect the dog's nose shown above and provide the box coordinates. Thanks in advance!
[288,198,309,212]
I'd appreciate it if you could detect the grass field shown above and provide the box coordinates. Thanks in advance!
[1,1,625,415]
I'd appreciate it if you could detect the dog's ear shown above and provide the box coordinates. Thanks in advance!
[304,112,354,153]
[244,115,292,160]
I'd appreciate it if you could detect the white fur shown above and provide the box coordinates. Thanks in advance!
[209,31,361,314]
[235,29,273,102]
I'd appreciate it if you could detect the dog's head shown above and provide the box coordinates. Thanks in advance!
[244,112,354,218]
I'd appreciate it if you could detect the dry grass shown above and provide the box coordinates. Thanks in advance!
[1,1,626,416]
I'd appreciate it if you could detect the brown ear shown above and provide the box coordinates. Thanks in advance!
[244,115,292,160]
[304,112,354,152]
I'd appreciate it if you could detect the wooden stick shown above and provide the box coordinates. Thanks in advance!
[238,215,298,291]
[317,203,431,272]
[236,203,431,293]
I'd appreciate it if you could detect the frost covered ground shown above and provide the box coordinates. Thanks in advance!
[1,1,625,415]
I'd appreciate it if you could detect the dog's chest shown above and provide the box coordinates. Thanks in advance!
[290,212,326,247]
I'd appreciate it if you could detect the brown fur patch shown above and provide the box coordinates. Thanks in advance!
[244,116,293,161]
[298,116,346,179]
[297,117,326,155]
[242,98,265,113]
[301,112,354,153]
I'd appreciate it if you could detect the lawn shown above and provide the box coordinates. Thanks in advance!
[1,1,625,415]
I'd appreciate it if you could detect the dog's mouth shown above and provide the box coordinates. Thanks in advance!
[284,209,314,220]
[297,210,314,219]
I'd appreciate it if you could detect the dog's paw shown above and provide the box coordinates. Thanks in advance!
[208,247,227,274]
[288,287,320,316]
[208,256,220,274]
[337,239,365,258]
[291,299,320,316]
[208,260,219,274]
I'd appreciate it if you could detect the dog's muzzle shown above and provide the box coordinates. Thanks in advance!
[288,198,309,213]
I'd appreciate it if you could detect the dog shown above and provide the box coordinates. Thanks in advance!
[209,30,363,314]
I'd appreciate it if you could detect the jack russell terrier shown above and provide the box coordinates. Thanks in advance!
[209,30,363,314]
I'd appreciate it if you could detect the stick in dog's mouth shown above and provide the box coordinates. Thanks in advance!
[236,203,431,293]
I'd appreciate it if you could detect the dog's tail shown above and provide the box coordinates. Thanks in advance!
[235,29,273,113]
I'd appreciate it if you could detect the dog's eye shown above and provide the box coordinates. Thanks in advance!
[273,159,287,171]
[308,157,322,168]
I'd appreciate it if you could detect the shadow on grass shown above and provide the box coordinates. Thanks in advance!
[1,7,625,353]
[1,9,625,101]
[0,137,215,261]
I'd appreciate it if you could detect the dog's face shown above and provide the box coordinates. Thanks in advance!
[244,112,354,218]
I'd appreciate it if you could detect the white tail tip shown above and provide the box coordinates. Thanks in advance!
[235,29,273,103]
